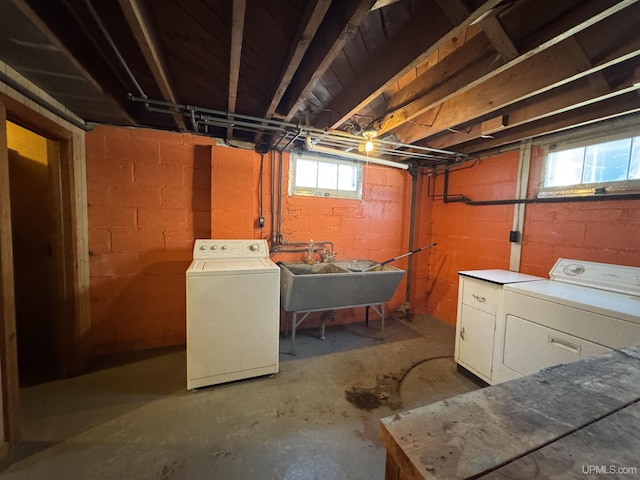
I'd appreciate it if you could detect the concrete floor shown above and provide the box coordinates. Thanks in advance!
[0,314,481,479]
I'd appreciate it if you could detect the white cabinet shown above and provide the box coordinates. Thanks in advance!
[455,276,499,383]
[455,270,543,385]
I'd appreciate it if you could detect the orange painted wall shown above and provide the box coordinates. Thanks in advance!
[270,155,417,328]
[86,125,420,353]
[426,147,640,325]
[86,126,214,353]
[85,125,640,352]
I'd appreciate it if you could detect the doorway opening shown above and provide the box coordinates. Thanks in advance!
[6,122,62,386]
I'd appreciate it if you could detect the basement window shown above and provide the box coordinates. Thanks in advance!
[539,126,640,197]
[289,152,362,200]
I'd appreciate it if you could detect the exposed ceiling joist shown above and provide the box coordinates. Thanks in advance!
[254,0,331,142]
[479,15,518,61]
[315,0,505,130]
[3,0,639,162]
[377,0,637,139]
[398,32,640,145]
[460,91,640,155]
[279,0,376,122]
[8,0,135,124]
[262,0,331,121]
[227,0,246,138]
[427,65,640,150]
[118,0,185,130]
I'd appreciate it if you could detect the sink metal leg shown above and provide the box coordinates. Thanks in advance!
[367,303,385,340]
[291,311,311,355]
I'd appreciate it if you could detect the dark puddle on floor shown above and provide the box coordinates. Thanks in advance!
[345,373,402,411]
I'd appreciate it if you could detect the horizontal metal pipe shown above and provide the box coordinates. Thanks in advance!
[305,136,409,170]
[0,70,90,131]
[131,95,465,162]
[465,193,640,206]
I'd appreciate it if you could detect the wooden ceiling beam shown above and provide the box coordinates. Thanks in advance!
[279,0,376,122]
[118,0,185,131]
[427,66,640,150]
[378,0,637,138]
[459,92,640,155]
[255,0,331,142]
[10,0,136,124]
[314,0,504,130]
[398,36,640,145]
[227,0,246,138]
[479,15,518,61]
[371,0,402,11]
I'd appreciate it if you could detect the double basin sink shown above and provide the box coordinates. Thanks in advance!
[278,260,405,312]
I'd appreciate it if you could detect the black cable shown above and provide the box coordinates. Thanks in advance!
[396,355,454,392]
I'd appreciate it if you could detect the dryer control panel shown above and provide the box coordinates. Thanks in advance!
[550,258,640,296]
[192,239,269,260]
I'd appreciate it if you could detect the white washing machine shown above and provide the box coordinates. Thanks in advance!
[499,258,640,383]
[186,239,280,389]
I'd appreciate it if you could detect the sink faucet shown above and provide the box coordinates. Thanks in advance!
[321,248,337,263]
[306,239,315,264]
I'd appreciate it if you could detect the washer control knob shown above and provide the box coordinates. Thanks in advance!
[199,245,207,250]
[221,245,228,250]
[249,243,260,252]
[564,264,585,276]
[210,245,218,250]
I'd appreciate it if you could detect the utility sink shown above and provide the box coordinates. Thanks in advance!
[278,260,405,312]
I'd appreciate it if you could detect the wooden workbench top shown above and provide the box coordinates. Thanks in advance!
[380,345,640,480]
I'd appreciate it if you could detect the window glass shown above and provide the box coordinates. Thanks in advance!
[295,159,317,188]
[541,130,640,194]
[317,161,338,189]
[544,147,584,187]
[338,164,357,191]
[582,138,630,184]
[289,153,362,200]
[628,136,640,180]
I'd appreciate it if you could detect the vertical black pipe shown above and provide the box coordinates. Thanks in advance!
[405,166,418,307]
[277,151,284,243]
[271,150,277,244]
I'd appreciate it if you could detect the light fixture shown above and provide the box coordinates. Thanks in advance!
[305,136,409,170]
[362,128,377,153]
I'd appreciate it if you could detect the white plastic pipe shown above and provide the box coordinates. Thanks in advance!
[305,136,409,170]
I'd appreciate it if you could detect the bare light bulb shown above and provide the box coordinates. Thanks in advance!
[365,140,374,152]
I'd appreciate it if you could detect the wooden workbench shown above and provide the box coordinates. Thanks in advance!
[380,345,640,479]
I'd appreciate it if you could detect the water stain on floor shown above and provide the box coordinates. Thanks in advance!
[345,373,402,411]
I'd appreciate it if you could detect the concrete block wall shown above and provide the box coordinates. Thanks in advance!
[270,159,416,328]
[86,126,214,354]
[427,147,640,325]
[522,148,640,276]
[86,125,420,353]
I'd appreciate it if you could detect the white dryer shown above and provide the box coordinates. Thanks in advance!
[499,258,640,383]
[186,239,280,389]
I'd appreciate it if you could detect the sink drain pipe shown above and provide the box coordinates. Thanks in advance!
[405,166,418,310]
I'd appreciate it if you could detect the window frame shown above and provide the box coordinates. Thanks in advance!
[288,151,363,200]
[537,118,640,198]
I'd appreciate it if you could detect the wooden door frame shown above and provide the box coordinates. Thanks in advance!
[0,91,91,448]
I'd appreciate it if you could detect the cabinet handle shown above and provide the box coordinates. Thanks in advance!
[460,326,465,340]
[472,293,486,302]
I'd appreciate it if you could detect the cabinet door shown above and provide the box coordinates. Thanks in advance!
[458,304,495,380]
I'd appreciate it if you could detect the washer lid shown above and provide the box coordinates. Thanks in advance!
[187,258,279,275]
